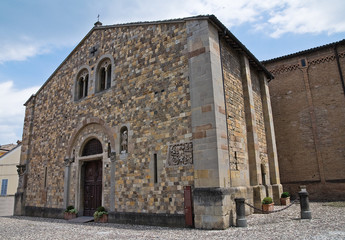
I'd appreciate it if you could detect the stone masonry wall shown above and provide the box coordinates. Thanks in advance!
[251,70,268,166]
[220,39,249,187]
[220,38,280,207]
[23,22,194,214]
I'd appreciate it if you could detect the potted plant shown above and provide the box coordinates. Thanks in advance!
[94,206,108,223]
[64,205,77,220]
[262,197,274,213]
[280,192,290,205]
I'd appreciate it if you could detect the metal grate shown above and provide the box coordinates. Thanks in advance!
[82,139,103,156]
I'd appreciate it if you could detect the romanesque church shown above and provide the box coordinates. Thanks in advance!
[14,15,283,229]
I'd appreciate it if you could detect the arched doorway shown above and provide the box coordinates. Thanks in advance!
[81,138,103,216]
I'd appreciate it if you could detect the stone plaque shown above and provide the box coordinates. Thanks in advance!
[167,142,193,166]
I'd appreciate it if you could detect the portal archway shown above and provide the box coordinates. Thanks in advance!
[80,138,103,216]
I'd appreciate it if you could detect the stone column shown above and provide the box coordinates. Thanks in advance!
[63,157,74,209]
[187,19,231,229]
[241,56,266,209]
[259,73,283,204]
[109,151,116,212]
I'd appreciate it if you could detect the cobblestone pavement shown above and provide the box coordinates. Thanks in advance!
[1,202,344,240]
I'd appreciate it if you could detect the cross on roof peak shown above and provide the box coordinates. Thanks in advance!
[94,14,102,27]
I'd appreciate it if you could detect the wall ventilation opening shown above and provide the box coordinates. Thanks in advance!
[154,153,158,184]
[301,59,307,67]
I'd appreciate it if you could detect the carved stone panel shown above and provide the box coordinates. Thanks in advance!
[167,142,193,166]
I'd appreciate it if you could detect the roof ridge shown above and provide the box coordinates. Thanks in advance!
[97,15,213,29]
[262,39,345,63]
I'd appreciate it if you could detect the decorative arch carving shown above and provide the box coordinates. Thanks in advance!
[65,117,116,159]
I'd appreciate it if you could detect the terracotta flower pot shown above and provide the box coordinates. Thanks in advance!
[64,212,77,220]
[95,214,108,223]
[280,197,290,206]
[262,203,274,214]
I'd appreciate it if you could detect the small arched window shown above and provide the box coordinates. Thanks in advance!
[76,69,89,100]
[82,138,103,156]
[97,59,111,92]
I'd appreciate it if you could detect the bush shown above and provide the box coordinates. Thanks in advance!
[94,206,108,219]
[66,205,74,211]
[96,206,106,212]
[281,192,290,198]
[69,208,78,214]
[65,205,77,213]
[262,197,273,204]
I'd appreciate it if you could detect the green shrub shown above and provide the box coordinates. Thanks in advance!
[281,192,290,198]
[94,206,108,219]
[66,205,74,211]
[69,208,78,214]
[262,197,273,204]
[96,206,106,212]
[65,205,77,213]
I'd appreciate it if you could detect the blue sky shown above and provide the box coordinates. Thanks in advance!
[1,0,345,145]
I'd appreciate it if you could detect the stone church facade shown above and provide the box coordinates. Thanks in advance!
[264,40,345,201]
[14,15,282,229]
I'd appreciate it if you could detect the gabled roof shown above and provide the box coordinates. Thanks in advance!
[0,143,21,159]
[25,15,273,105]
[262,39,345,64]
[0,143,17,152]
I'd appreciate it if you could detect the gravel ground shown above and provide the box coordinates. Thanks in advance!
[1,202,344,240]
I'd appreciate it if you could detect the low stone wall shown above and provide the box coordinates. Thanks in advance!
[108,212,186,228]
[282,182,345,201]
[24,206,64,219]
[0,195,14,216]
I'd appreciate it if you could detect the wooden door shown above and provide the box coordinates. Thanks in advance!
[184,186,194,227]
[84,160,102,216]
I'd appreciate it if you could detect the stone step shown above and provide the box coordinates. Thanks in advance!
[68,216,94,223]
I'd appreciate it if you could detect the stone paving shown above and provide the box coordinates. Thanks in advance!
[1,202,344,240]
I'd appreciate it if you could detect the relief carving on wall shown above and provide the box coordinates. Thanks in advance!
[167,142,193,166]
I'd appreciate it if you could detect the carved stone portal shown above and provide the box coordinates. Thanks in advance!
[167,142,193,166]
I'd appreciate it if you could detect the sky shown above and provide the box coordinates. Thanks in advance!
[0,0,345,145]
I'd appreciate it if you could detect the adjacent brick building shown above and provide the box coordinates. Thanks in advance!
[264,40,345,200]
[14,15,282,229]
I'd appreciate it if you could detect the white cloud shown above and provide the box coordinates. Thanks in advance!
[1,0,344,65]
[183,0,345,37]
[267,0,345,38]
[0,81,39,144]
[101,0,345,38]
[0,37,51,64]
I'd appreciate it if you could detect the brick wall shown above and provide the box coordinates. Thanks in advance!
[265,42,345,200]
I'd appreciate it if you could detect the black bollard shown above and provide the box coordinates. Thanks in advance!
[235,198,247,227]
[298,187,312,219]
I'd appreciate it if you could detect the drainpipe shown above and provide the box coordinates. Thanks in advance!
[334,44,345,96]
